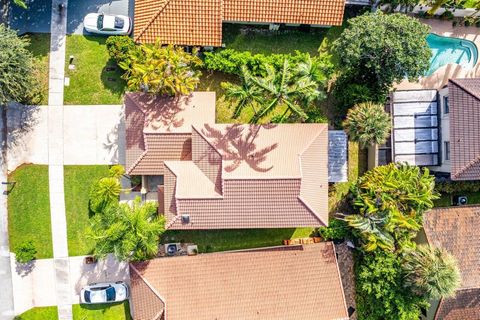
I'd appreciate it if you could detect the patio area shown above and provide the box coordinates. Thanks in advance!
[396,18,480,90]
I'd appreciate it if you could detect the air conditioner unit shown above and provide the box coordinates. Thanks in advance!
[164,243,181,256]
[269,24,280,31]
[453,195,468,206]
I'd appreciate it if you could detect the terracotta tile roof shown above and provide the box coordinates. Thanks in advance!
[423,206,480,289]
[195,123,328,179]
[223,0,345,26]
[130,243,349,320]
[124,92,216,175]
[134,0,223,46]
[133,0,345,46]
[434,288,480,320]
[448,79,480,180]
[129,265,165,320]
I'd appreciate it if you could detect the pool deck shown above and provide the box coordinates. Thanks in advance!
[396,18,480,91]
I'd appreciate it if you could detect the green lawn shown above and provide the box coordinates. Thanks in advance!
[64,35,126,105]
[162,228,316,253]
[8,165,52,259]
[73,302,131,320]
[15,306,58,320]
[24,33,50,105]
[434,192,480,207]
[222,24,329,55]
[328,141,368,216]
[64,165,110,256]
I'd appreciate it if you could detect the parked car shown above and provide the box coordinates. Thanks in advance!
[80,281,129,304]
[83,13,132,35]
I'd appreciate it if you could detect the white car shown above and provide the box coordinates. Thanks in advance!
[83,13,132,35]
[80,281,129,304]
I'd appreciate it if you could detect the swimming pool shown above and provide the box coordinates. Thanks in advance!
[426,33,478,76]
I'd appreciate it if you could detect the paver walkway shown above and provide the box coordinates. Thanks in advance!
[0,119,15,319]
[48,0,72,319]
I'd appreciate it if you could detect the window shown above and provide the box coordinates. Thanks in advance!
[443,96,449,114]
[444,141,450,161]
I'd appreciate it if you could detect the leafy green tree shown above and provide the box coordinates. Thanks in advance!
[120,43,203,96]
[402,245,461,300]
[343,102,392,148]
[221,66,262,119]
[342,163,439,252]
[89,177,121,214]
[355,250,428,320]
[14,240,37,263]
[333,12,431,95]
[0,25,39,157]
[108,164,125,179]
[88,197,165,262]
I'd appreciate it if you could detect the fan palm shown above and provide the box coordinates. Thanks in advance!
[221,66,262,118]
[402,245,461,300]
[88,197,165,262]
[251,60,320,123]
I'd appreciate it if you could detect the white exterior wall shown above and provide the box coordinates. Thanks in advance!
[429,87,451,173]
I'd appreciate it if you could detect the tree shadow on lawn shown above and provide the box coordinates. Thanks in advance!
[100,59,127,97]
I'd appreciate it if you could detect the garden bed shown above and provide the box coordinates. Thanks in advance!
[25,33,50,105]
[64,165,110,256]
[8,165,52,259]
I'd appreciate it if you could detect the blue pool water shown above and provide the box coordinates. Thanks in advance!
[426,33,478,76]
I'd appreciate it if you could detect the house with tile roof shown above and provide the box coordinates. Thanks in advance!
[423,206,480,319]
[133,0,345,47]
[124,91,343,229]
[378,78,480,182]
[129,243,349,320]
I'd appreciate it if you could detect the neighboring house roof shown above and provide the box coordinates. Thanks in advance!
[133,0,223,46]
[448,79,480,180]
[129,243,349,320]
[423,206,480,319]
[133,0,345,46]
[124,92,216,175]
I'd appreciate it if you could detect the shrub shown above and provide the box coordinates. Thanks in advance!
[89,177,121,214]
[319,219,349,240]
[355,250,428,320]
[14,240,37,263]
[106,36,135,64]
[109,165,125,179]
[343,102,392,148]
[435,179,480,194]
[440,10,454,21]
[203,49,334,77]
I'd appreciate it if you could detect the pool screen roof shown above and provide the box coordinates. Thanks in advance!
[391,90,439,166]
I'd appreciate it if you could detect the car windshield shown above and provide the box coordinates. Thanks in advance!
[97,14,104,30]
[105,287,116,301]
[83,291,91,303]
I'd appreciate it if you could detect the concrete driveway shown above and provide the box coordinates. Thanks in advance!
[9,0,134,35]
[11,254,129,315]
[67,0,134,34]
[7,104,125,172]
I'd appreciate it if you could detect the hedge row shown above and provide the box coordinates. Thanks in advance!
[435,179,480,194]
[203,49,333,76]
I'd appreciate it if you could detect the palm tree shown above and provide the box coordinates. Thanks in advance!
[402,245,461,300]
[221,66,262,119]
[251,60,320,123]
[343,102,392,148]
[89,177,121,214]
[88,197,165,262]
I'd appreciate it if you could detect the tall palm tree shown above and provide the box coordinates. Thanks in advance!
[251,60,320,123]
[402,245,461,300]
[221,66,262,119]
[88,197,165,262]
